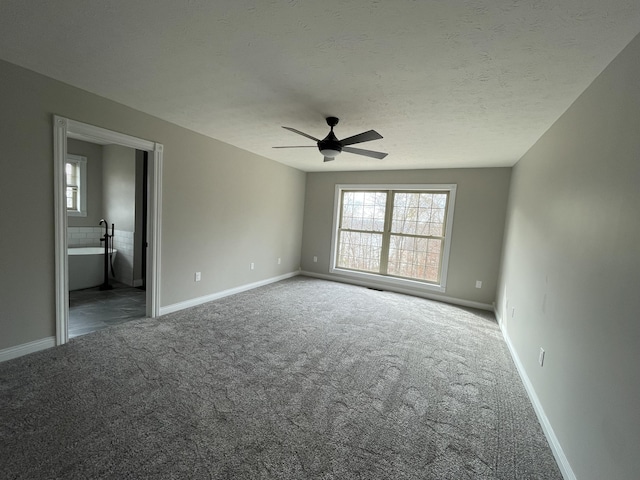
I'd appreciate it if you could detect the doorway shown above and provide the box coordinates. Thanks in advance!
[53,116,163,345]
[65,142,147,337]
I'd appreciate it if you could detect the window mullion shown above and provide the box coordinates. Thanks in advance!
[391,232,443,241]
[379,190,394,274]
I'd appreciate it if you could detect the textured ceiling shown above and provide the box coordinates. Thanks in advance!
[1,1,639,172]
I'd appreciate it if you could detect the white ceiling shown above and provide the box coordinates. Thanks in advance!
[1,1,639,172]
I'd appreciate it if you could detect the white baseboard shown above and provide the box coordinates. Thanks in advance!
[159,271,300,316]
[0,336,56,363]
[494,308,576,480]
[300,271,493,311]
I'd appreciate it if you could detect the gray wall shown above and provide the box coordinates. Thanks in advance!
[66,138,103,227]
[160,135,305,306]
[0,59,306,350]
[301,168,511,305]
[102,144,138,285]
[496,33,640,479]
[102,144,136,232]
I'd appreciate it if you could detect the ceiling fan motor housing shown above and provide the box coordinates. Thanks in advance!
[318,130,342,155]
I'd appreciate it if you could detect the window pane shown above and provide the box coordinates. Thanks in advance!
[341,191,386,232]
[428,208,445,236]
[387,235,442,283]
[66,162,78,187]
[337,231,382,273]
[392,192,447,237]
[66,186,78,210]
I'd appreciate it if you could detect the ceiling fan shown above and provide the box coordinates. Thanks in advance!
[274,117,388,162]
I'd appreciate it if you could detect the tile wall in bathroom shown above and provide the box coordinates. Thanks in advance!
[67,226,103,247]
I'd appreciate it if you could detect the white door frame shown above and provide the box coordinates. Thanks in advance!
[53,115,163,345]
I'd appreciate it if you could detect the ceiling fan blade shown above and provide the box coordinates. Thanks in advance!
[340,129,383,146]
[282,126,320,142]
[272,146,317,148]
[342,146,388,159]
[323,156,335,162]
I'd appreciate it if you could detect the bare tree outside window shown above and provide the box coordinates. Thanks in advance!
[337,191,387,272]
[336,189,449,284]
[387,192,448,282]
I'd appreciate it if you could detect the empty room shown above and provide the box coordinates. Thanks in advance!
[1,2,639,479]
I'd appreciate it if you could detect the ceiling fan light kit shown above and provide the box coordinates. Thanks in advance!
[275,117,387,163]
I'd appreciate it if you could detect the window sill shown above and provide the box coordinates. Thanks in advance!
[329,267,446,293]
[67,210,87,217]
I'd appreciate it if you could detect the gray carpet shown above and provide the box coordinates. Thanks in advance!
[0,277,562,479]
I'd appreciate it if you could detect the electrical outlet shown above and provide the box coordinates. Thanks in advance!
[194,272,201,282]
[250,263,255,270]
[277,257,281,265]
[313,256,318,263]
[539,348,545,367]
[475,280,482,289]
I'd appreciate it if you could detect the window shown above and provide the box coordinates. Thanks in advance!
[65,154,87,217]
[331,184,456,291]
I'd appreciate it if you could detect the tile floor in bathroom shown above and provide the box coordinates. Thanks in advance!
[69,281,146,338]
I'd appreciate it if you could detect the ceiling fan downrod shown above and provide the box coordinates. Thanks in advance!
[318,117,343,160]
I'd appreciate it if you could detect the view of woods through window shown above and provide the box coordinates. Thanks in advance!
[336,190,449,284]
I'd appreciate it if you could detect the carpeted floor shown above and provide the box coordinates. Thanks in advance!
[0,277,562,479]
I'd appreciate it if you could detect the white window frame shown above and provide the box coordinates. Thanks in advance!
[329,183,457,293]
[65,154,87,217]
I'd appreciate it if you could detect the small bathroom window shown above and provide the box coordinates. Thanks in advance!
[66,154,87,217]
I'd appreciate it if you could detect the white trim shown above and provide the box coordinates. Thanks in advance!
[147,142,163,318]
[67,122,155,150]
[159,271,300,316]
[53,116,163,343]
[439,184,456,288]
[329,183,457,292]
[328,184,342,276]
[302,270,493,311]
[494,307,576,480]
[0,337,56,363]
[53,116,69,346]
[330,183,457,190]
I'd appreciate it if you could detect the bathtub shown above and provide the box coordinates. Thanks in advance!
[68,247,118,291]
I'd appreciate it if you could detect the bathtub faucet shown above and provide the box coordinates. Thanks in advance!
[99,219,110,242]
[99,220,115,243]
[99,219,114,290]
[99,219,109,233]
